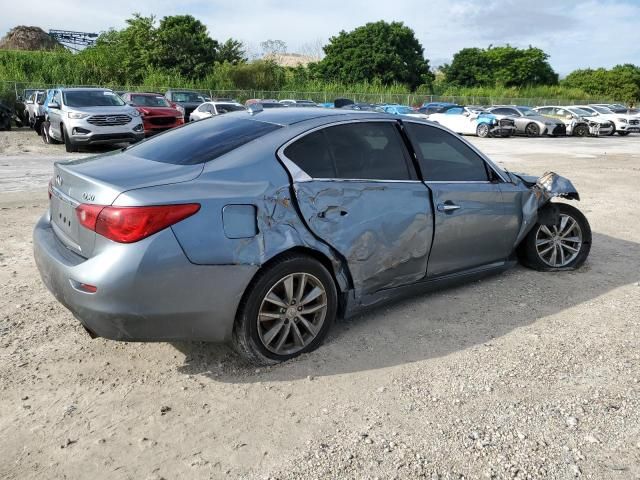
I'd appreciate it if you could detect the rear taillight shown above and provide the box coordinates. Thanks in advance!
[75,203,200,243]
[48,179,53,199]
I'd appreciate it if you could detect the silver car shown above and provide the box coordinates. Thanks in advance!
[44,88,144,152]
[488,105,566,136]
[34,108,591,364]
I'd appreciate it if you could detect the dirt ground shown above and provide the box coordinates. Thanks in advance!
[0,129,639,480]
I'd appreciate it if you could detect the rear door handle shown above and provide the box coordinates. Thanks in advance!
[437,203,461,213]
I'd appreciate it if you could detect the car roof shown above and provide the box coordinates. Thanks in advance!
[228,106,392,126]
[58,87,113,92]
[127,92,164,96]
[205,101,244,106]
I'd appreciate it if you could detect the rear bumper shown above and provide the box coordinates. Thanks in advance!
[33,212,258,342]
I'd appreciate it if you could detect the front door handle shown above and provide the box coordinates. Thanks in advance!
[318,206,348,219]
[437,203,461,213]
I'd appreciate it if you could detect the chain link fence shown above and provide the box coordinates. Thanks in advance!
[0,80,618,110]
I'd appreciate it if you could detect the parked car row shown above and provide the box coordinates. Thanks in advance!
[330,100,639,138]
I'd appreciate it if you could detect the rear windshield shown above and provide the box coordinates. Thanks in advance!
[63,90,125,107]
[126,115,282,165]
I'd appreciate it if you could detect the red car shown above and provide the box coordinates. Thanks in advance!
[120,92,185,136]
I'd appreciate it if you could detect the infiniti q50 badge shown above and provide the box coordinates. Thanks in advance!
[82,192,95,202]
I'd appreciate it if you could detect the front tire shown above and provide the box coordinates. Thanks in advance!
[618,131,630,136]
[519,203,591,271]
[476,123,490,138]
[525,122,540,137]
[62,125,78,153]
[233,254,338,365]
[573,124,589,137]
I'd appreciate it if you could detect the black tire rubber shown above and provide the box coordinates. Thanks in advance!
[62,125,78,153]
[573,124,589,137]
[34,120,42,136]
[608,125,616,136]
[518,203,591,272]
[232,254,338,365]
[525,122,540,137]
[617,131,630,136]
[476,123,490,138]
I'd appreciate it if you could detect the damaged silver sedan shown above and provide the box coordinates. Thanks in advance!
[33,108,591,364]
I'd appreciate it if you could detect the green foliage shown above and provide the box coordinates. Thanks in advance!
[563,64,640,104]
[152,15,218,78]
[443,45,558,88]
[314,21,433,90]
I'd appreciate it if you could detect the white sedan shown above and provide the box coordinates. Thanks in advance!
[427,105,515,137]
[189,101,246,121]
[578,105,640,136]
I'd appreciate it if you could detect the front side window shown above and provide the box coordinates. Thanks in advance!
[405,123,490,182]
[283,122,412,181]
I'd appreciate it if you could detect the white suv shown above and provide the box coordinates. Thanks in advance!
[45,88,144,152]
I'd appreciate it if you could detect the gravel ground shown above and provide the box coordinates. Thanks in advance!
[0,129,639,480]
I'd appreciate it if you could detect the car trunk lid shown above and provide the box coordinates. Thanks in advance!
[50,151,204,258]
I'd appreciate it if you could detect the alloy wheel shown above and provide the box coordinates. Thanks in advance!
[535,214,583,267]
[257,272,328,355]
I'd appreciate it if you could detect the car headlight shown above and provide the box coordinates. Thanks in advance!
[67,112,88,119]
[175,105,185,114]
[130,110,140,117]
[618,118,628,123]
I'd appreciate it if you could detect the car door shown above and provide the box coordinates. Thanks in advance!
[403,122,519,277]
[280,120,434,295]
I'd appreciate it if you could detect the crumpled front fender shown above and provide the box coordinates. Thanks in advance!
[513,171,580,247]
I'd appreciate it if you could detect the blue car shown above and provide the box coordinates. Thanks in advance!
[34,108,590,364]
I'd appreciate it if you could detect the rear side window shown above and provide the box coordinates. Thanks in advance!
[405,123,489,182]
[127,116,282,165]
[283,122,412,180]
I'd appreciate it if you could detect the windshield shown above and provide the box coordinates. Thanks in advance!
[63,90,126,107]
[519,107,539,117]
[171,92,205,103]
[591,105,613,114]
[395,106,414,114]
[568,108,593,117]
[215,104,245,113]
[130,95,171,107]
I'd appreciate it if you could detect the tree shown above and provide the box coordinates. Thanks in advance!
[218,39,246,64]
[314,21,433,90]
[444,45,558,88]
[563,64,640,103]
[152,15,219,78]
[260,39,287,57]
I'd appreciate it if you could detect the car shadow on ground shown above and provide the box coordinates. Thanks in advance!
[172,231,639,383]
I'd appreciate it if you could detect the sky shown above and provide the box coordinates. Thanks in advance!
[1,0,638,75]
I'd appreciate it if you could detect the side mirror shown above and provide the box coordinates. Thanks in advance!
[48,102,60,109]
[565,114,573,119]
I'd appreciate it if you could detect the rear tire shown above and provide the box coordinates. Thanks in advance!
[518,203,591,272]
[233,254,338,365]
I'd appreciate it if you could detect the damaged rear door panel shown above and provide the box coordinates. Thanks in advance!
[280,120,434,295]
